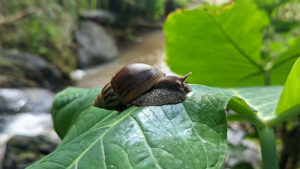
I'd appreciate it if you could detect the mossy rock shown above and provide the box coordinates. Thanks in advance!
[0,50,63,90]
[2,135,59,169]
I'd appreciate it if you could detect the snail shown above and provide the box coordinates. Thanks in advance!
[93,63,192,111]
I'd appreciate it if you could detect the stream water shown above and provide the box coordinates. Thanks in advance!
[75,29,173,88]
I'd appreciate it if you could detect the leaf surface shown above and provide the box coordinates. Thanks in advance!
[28,85,230,169]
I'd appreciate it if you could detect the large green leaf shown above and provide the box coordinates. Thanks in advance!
[28,85,230,169]
[164,0,298,87]
[164,0,268,87]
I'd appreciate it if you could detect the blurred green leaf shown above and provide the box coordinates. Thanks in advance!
[270,37,300,84]
[164,0,270,87]
[252,0,277,15]
[165,0,300,87]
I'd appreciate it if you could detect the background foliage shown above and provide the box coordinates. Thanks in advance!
[0,0,76,74]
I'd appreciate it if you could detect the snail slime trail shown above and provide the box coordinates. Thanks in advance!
[93,63,192,111]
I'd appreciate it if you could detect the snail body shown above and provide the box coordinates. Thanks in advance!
[93,63,192,111]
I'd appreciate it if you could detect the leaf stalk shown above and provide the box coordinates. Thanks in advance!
[257,126,279,169]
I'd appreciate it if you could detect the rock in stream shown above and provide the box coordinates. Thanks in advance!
[0,50,63,91]
[75,21,119,68]
[2,135,59,169]
[0,88,59,169]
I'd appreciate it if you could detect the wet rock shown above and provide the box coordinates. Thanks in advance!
[0,88,54,114]
[0,50,63,91]
[70,69,86,81]
[2,135,59,169]
[79,9,116,24]
[224,123,261,169]
[0,113,58,166]
[75,21,119,68]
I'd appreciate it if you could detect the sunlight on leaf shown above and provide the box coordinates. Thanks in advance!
[164,0,269,87]
[165,0,299,87]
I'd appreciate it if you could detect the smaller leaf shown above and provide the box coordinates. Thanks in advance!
[276,58,300,113]
[266,58,300,126]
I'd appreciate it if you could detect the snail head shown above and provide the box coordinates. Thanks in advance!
[154,72,192,93]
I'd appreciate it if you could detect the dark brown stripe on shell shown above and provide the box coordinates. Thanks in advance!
[102,83,112,96]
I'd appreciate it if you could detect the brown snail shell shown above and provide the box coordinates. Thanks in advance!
[93,63,192,111]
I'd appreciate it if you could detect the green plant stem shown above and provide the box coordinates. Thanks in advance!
[227,98,265,128]
[257,126,279,169]
[264,71,270,86]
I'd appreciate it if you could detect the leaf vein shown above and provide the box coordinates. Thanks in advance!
[204,11,263,71]
[65,107,138,169]
[129,116,162,169]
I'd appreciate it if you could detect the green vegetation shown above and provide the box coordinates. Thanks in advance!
[164,0,300,168]
[0,0,77,74]
[98,0,188,20]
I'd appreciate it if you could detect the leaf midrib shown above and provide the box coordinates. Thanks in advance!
[204,11,264,72]
[129,116,163,169]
